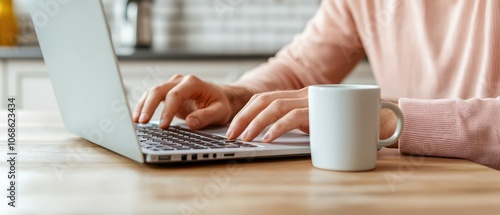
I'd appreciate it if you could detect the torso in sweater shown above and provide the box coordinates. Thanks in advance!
[347,0,500,99]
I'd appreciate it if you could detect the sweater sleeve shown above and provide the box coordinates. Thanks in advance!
[231,0,366,94]
[398,97,500,170]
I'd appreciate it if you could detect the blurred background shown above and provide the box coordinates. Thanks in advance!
[9,0,319,51]
[0,0,374,117]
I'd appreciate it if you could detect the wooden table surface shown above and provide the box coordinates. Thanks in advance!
[1,111,500,215]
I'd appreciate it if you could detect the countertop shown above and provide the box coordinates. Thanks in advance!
[0,46,275,61]
[2,110,500,215]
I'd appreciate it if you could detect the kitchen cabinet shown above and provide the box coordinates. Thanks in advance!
[5,60,57,111]
[0,59,375,119]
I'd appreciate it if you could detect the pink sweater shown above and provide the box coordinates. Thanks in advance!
[233,0,500,169]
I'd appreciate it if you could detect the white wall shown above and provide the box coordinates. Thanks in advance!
[13,0,320,51]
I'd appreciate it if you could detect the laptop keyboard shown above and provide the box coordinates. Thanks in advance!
[135,125,258,151]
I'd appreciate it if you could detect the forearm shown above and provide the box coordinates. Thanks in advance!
[398,97,500,170]
[229,0,365,95]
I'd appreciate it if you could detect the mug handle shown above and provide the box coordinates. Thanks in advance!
[377,102,405,147]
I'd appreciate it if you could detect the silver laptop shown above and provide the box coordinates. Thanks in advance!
[27,0,310,164]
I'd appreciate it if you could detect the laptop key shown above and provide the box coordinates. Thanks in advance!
[137,125,263,151]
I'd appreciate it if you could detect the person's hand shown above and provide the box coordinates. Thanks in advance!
[225,88,399,146]
[226,87,309,143]
[380,99,399,148]
[133,74,250,130]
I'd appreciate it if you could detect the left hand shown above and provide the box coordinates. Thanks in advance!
[226,87,309,143]
[380,99,400,148]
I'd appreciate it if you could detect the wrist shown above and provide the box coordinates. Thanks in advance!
[220,85,254,120]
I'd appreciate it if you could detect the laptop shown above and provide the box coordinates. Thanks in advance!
[27,0,310,164]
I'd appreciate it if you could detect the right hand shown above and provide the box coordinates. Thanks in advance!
[133,74,233,130]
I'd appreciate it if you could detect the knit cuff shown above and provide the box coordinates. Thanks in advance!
[398,98,469,159]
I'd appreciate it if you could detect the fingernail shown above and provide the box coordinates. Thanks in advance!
[188,118,200,128]
[133,111,139,120]
[160,119,166,127]
[263,132,272,142]
[139,113,148,122]
[226,128,234,138]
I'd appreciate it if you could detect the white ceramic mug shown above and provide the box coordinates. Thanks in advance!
[308,84,404,171]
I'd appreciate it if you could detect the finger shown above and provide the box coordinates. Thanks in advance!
[234,88,307,121]
[185,101,230,130]
[241,98,308,141]
[262,108,309,143]
[227,90,306,139]
[168,74,184,82]
[133,90,149,122]
[138,74,183,124]
[138,85,170,124]
[298,125,310,134]
[159,75,203,128]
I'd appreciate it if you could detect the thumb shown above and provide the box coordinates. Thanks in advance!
[185,102,230,129]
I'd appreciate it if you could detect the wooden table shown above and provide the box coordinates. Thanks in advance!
[1,111,500,215]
